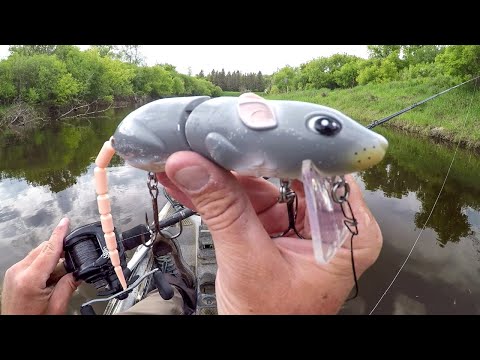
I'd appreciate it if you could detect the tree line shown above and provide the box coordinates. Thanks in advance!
[195,45,480,95]
[0,45,222,108]
[267,45,480,93]
[199,69,268,93]
[2,45,478,131]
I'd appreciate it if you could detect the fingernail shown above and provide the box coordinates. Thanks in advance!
[58,218,69,227]
[174,165,210,191]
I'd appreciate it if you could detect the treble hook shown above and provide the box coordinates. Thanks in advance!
[275,179,304,239]
[161,187,184,240]
[147,172,161,237]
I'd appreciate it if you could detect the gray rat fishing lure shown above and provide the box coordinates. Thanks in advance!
[110,92,388,265]
[113,93,388,178]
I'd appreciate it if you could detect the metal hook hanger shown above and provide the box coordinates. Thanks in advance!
[275,179,304,239]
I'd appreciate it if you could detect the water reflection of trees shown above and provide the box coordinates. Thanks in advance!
[0,108,130,193]
[360,127,480,246]
[2,111,480,246]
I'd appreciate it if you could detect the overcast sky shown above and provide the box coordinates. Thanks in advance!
[0,45,369,75]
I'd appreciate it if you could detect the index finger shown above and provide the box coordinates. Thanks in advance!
[29,218,70,283]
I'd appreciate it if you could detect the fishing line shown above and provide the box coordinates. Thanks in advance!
[368,77,478,315]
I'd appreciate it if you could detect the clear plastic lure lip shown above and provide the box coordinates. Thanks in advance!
[301,159,350,264]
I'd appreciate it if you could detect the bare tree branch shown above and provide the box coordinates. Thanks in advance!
[56,101,114,121]
[0,101,44,129]
[55,100,98,120]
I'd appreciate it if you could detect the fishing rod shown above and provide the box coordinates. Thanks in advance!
[366,75,480,129]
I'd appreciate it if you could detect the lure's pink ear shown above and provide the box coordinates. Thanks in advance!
[237,92,277,130]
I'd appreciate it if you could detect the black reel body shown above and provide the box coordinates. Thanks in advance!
[64,222,148,297]
[64,207,196,314]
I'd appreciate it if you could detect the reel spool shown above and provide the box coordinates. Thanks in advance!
[63,222,150,298]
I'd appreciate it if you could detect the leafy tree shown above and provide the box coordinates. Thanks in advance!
[133,65,173,97]
[333,58,366,88]
[367,45,401,59]
[172,75,186,95]
[119,45,145,66]
[357,60,381,85]
[55,73,81,104]
[272,66,298,92]
[435,45,480,80]
[99,57,135,98]
[377,51,401,82]
[53,45,82,61]
[296,54,360,90]
[328,54,361,72]
[9,45,57,56]
[211,85,222,97]
[401,62,441,80]
[7,53,81,105]
[0,60,16,104]
[300,57,333,89]
[357,51,401,85]
[402,45,444,66]
[159,63,177,72]
[68,49,109,100]
[90,45,121,59]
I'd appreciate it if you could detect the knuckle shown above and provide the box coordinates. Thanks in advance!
[50,225,64,239]
[42,240,57,255]
[27,247,37,257]
[196,187,248,232]
[16,273,34,292]
[4,265,16,279]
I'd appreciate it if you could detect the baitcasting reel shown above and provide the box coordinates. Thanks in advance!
[63,222,151,298]
[63,208,196,314]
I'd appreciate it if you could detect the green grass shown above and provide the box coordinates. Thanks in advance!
[265,78,480,150]
[222,91,242,97]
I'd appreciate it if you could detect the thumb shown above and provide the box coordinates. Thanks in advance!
[165,151,279,264]
[47,273,80,315]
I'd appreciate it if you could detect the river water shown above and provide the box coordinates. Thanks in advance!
[1,106,479,315]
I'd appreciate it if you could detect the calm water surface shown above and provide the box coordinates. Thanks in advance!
[1,107,479,314]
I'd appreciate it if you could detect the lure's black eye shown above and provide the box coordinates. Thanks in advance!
[310,116,342,136]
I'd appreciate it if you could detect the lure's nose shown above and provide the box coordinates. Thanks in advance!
[351,132,388,171]
[378,133,388,152]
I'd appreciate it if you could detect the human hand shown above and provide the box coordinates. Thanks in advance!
[156,151,383,314]
[1,218,81,315]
